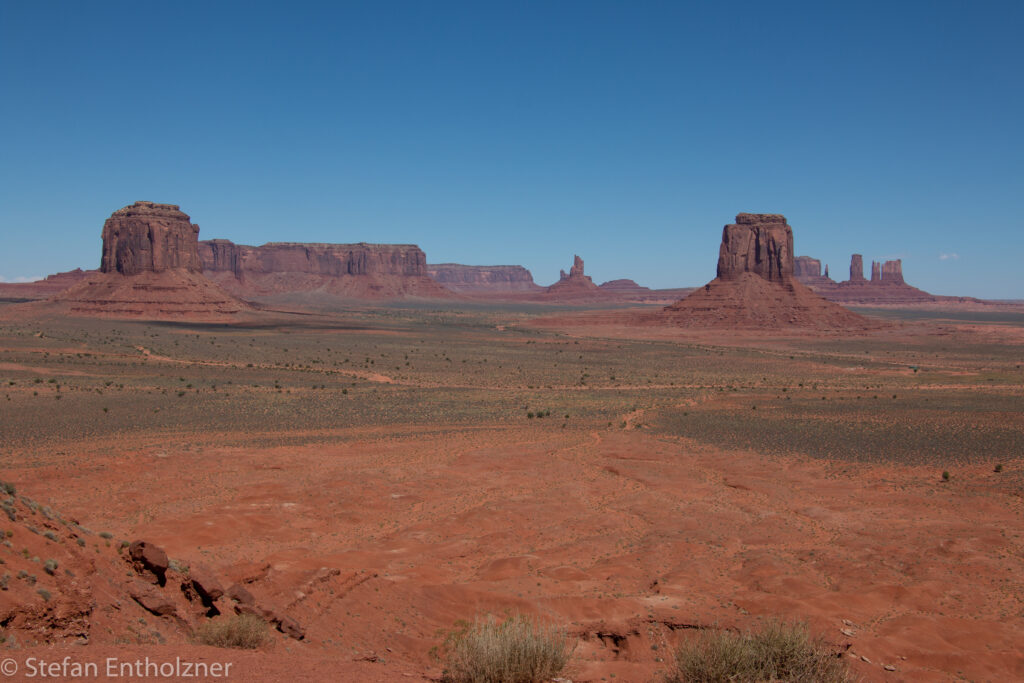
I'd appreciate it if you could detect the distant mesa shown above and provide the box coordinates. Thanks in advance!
[0,268,94,301]
[795,251,938,305]
[427,264,541,293]
[661,213,871,330]
[49,202,249,319]
[199,240,448,300]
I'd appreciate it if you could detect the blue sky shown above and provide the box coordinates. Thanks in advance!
[1,1,1021,297]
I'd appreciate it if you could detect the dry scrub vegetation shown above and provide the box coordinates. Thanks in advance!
[439,613,574,683]
[667,620,851,683]
[194,614,268,650]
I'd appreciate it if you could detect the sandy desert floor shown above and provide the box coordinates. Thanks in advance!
[0,303,1021,681]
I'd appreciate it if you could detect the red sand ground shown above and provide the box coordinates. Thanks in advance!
[5,422,1022,681]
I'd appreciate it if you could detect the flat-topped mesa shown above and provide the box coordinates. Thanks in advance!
[427,264,540,293]
[882,259,904,285]
[716,213,794,283]
[850,254,866,282]
[197,240,447,299]
[794,256,822,279]
[101,202,202,275]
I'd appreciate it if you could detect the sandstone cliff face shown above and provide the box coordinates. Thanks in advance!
[716,214,794,283]
[101,202,202,275]
[665,213,871,330]
[427,264,540,293]
[49,202,249,319]
[871,261,881,282]
[882,259,904,285]
[198,240,447,300]
[794,256,822,279]
[850,254,866,282]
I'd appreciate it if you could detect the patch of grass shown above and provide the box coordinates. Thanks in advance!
[666,620,850,683]
[194,614,268,650]
[439,612,573,683]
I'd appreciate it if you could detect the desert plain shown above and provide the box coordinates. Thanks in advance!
[0,300,1022,682]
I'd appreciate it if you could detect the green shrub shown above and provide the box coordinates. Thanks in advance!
[440,612,573,683]
[194,614,268,649]
[666,620,851,683]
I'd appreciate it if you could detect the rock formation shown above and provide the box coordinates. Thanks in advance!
[850,254,866,282]
[794,256,822,279]
[199,240,448,300]
[543,255,605,300]
[797,251,938,305]
[882,259,904,285]
[662,214,871,330]
[716,213,793,282]
[0,268,94,301]
[427,264,541,293]
[49,202,249,319]
[101,202,203,275]
[793,256,834,287]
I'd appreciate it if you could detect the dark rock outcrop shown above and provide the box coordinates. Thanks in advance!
[427,264,541,293]
[199,240,448,300]
[129,540,169,586]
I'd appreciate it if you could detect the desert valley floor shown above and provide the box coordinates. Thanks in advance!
[0,302,1022,681]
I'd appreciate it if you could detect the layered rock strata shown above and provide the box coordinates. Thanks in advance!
[51,202,249,319]
[427,264,541,293]
[662,214,870,329]
[199,240,448,300]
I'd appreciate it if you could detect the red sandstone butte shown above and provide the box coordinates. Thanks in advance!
[44,202,250,319]
[661,213,871,330]
[543,255,610,301]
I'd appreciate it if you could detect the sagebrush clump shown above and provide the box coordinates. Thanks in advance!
[440,612,573,683]
[666,620,851,683]
[194,614,268,650]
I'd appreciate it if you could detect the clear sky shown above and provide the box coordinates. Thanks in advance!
[1,1,1021,297]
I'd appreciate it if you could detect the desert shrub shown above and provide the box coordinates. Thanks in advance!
[194,614,268,650]
[440,612,573,683]
[942,471,950,482]
[43,559,58,575]
[994,464,1003,473]
[666,620,850,683]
